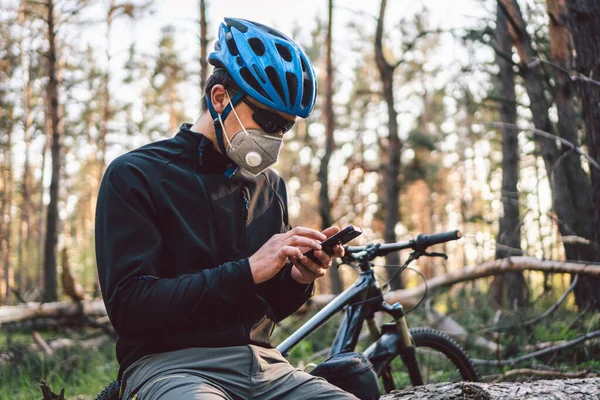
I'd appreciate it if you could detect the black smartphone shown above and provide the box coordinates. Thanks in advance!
[304,226,363,263]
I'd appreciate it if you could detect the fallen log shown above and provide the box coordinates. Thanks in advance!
[380,378,600,399]
[385,257,600,306]
[0,299,106,326]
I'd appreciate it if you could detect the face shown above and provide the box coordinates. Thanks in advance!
[210,85,296,138]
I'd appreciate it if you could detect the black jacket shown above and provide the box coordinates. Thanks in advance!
[95,124,314,378]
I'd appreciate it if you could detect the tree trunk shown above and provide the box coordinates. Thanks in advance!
[499,0,599,310]
[565,0,600,308]
[17,2,34,296]
[1,117,14,305]
[491,2,526,310]
[316,0,342,295]
[43,0,63,302]
[38,128,49,293]
[375,0,403,289]
[199,0,208,92]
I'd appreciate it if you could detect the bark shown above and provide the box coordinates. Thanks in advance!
[381,378,600,399]
[17,2,34,296]
[375,0,403,289]
[565,0,600,307]
[547,0,600,311]
[43,0,63,302]
[37,129,49,292]
[317,0,342,294]
[199,0,208,91]
[0,299,107,326]
[3,110,14,306]
[1,117,14,305]
[499,0,599,310]
[0,57,15,304]
[491,3,526,310]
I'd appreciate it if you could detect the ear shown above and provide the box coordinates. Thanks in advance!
[210,85,229,114]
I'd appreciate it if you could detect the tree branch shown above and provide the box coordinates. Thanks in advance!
[471,329,600,367]
[336,6,378,21]
[529,58,600,89]
[480,275,579,333]
[482,122,600,171]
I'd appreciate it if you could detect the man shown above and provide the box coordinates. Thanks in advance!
[95,18,358,399]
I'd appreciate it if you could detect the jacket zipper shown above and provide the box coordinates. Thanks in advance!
[240,188,249,248]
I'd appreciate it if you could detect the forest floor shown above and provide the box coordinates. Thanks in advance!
[2,287,599,399]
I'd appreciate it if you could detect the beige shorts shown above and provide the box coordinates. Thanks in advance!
[120,345,359,400]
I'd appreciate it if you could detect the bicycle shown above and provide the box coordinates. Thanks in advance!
[95,230,478,399]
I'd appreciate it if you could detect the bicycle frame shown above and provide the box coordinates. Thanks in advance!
[276,261,425,386]
[277,269,375,356]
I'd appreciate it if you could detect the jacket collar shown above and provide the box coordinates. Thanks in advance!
[176,123,234,173]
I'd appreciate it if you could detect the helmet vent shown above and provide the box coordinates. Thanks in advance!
[225,32,239,56]
[300,56,309,72]
[240,67,271,101]
[265,66,285,104]
[250,20,289,40]
[249,38,266,56]
[276,44,293,62]
[286,72,298,106]
[225,18,249,33]
[252,64,266,83]
[301,76,313,108]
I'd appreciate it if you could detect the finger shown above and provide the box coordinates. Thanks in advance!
[313,250,332,267]
[294,258,326,279]
[299,254,329,275]
[332,244,345,258]
[280,246,304,260]
[321,226,340,238]
[291,258,318,279]
[284,236,322,250]
[288,226,327,241]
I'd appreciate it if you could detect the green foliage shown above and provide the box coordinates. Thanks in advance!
[0,330,118,400]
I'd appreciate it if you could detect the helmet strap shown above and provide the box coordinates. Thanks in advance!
[205,91,245,155]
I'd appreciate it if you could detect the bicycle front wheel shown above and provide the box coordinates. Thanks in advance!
[379,327,479,393]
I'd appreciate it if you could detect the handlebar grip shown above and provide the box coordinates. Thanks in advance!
[414,230,462,250]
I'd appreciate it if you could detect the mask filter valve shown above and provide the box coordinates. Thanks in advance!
[245,152,263,167]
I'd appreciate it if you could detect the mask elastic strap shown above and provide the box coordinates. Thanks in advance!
[205,91,245,155]
[225,91,250,137]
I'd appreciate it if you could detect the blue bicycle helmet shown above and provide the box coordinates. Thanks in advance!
[209,18,318,118]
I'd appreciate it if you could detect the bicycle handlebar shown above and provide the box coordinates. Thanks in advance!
[344,230,462,260]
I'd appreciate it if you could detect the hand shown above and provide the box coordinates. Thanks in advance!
[290,226,345,284]
[249,227,326,284]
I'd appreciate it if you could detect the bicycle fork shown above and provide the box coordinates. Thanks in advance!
[381,302,424,386]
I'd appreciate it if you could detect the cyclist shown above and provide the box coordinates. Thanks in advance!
[95,18,357,399]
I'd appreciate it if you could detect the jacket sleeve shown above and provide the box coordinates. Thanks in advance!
[257,263,314,323]
[95,155,256,340]
[256,175,314,322]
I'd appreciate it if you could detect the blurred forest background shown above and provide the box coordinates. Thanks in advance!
[1,0,600,398]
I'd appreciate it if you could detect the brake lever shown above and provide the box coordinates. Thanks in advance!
[422,251,448,260]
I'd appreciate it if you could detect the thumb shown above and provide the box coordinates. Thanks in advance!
[321,226,340,238]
